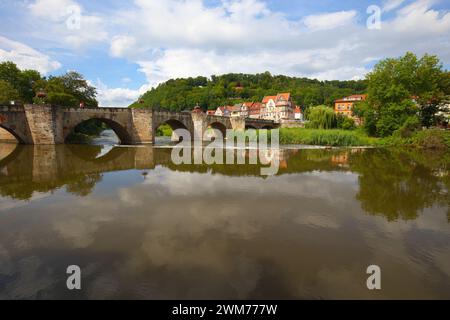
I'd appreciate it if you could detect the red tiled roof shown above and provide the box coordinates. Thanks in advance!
[276,93,291,101]
[248,103,262,114]
[262,96,277,104]
[335,94,367,103]
[294,106,302,114]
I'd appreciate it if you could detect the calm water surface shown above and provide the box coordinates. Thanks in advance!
[0,136,449,299]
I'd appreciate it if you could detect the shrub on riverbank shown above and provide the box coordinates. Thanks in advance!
[380,129,450,150]
[279,128,377,146]
[156,124,173,137]
[66,132,92,144]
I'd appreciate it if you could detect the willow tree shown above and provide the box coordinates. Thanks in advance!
[306,105,337,129]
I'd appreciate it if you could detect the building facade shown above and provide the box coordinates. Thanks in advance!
[334,94,367,125]
[214,92,296,122]
[261,93,295,122]
[334,94,367,117]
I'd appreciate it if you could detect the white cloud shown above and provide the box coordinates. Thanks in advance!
[0,36,61,74]
[27,0,108,49]
[8,0,450,96]
[107,0,449,88]
[383,0,407,12]
[110,35,137,58]
[136,47,370,86]
[95,80,150,108]
[28,0,75,21]
[390,0,450,33]
[303,10,357,31]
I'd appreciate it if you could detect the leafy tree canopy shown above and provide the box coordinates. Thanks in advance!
[0,80,21,105]
[0,61,98,107]
[0,62,41,104]
[130,72,367,111]
[33,71,98,107]
[361,52,449,136]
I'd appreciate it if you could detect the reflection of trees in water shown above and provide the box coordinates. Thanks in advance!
[349,148,449,221]
[0,144,448,223]
[0,171,103,200]
[64,173,103,196]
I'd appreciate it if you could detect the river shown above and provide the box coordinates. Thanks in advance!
[0,131,449,299]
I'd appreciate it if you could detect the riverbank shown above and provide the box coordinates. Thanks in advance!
[279,128,378,147]
[279,128,450,150]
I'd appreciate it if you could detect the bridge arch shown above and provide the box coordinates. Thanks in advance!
[207,122,227,139]
[64,118,133,145]
[0,125,25,144]
[154,118,192,142]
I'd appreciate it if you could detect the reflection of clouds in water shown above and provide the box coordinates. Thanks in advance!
[0,245,13,276]
[354,207,450,298]
[0,256,56,299]
[294,214,341,229]
[122,166,359,206]
[0,164,448,299]
[51,197,123,248]
[0,192,51,211]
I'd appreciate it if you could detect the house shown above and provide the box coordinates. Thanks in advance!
[207,110,216,116]
[334,94,367,125]
[294,106,303,121]
[261,93,295,122]
[230,104,244,117]
[215,106,233,117]
[334,94,367,117]
[248,102,263,119]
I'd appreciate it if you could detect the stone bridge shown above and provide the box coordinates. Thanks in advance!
[0,105,278,145]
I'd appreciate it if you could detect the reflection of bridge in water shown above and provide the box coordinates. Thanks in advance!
[1,144,448,223]
[0,144,352,199]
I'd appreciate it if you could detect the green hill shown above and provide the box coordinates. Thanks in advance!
[129,72,367,111]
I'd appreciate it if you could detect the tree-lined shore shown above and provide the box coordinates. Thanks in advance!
[1,52,449,149]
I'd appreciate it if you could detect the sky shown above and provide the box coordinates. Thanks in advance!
[0,0,449,107]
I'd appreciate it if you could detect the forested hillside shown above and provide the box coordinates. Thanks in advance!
[129,72,367,111]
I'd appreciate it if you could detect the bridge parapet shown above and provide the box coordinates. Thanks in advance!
[0,105,277,145]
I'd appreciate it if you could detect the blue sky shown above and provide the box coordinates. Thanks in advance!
[0,0,449,107]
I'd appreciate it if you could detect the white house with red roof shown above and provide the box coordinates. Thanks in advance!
[261,93,295,122]
[294,106,303,121]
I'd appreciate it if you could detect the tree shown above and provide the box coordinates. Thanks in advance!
[0,80,20,104]
[33,72,98,107]
[306,105,337,129]
[0,62,42,103]
[130,72,367,110]
[0,62,21,90]
[362,52,449,136]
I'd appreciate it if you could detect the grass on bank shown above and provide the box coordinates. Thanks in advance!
[278,127,450,149]
[279,128,379,147]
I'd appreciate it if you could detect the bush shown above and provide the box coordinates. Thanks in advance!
[379,128,450,150]
[156,124,173,137]
[414,129,450,150]
[338,116,356,130]
[66,132,92,144]
[394,116,421,138]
